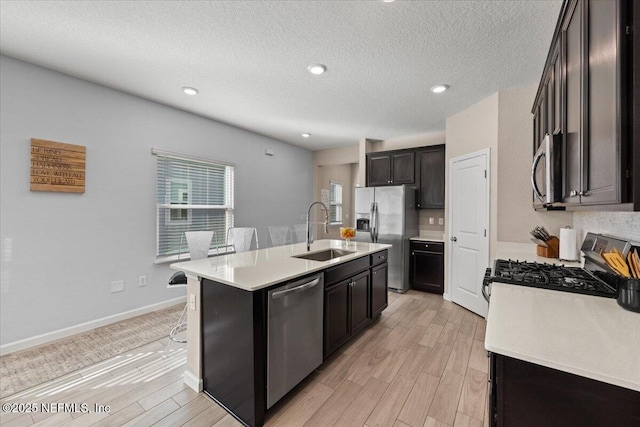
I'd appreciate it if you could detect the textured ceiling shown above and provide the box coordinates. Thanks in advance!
[0,1,562,150]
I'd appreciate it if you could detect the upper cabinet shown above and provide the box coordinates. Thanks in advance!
[532,0,638,210]
[366,145,445,209]
[367,150,415,186]
[416,146,446,209]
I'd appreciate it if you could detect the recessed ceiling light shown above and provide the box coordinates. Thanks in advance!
[381,0,396,3]
[302,133,311,138]
[307,64,327,75]
[430,84,449,94]
[182,86,199,96]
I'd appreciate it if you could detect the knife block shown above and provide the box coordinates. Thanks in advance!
[536,236,559,258]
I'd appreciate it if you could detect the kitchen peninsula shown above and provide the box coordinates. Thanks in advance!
[171,239,391,427]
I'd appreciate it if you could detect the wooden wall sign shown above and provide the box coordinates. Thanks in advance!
[30,138,86,193]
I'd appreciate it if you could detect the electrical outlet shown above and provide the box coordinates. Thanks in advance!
[189,293,196,310]
[138,276,147,287]
[111,280,124,293]
[429,217,435,225]
[438,218,444,225]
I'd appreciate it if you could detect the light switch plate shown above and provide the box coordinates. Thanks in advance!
[189,293,196,310]
[438,218,444,225]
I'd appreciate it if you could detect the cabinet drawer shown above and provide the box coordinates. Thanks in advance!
[370,250,388,266]
[410,241,444,253]
[325,256,369,286]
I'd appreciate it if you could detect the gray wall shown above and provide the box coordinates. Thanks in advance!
[0,56,313,345]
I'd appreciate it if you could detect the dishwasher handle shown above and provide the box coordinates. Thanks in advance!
[271,277,321,299]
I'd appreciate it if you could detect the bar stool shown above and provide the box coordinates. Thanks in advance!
[166,231,214,350]
[226,227,259,253]
[268,226,290,247]
[293,223,307,243]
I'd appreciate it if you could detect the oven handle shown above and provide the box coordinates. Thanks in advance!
[482,268,493,303]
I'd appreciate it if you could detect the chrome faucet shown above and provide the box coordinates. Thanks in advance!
[306,201,329,251]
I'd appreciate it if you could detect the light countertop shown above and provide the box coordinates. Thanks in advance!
[410,233,445,243]
[170,239,391,292]
[485,282,640,392]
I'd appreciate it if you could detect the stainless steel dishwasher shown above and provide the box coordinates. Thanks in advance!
[267,273,323,409]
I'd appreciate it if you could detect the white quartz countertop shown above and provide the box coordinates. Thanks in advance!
[485,282,640,392]
[170,239,391,292]
[410,234,445,243]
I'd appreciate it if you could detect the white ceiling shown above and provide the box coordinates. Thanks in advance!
[0,1,562,151]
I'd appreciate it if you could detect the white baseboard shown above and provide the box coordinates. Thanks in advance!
[443,292,452,301]
[0,296,187,356]
[183,369,203,392]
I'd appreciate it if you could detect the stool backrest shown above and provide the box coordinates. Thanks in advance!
[226,227,259,253]
[185,231,215,260]
[268,226,290,247]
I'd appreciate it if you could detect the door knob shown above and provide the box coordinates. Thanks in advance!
[451,236,457,242]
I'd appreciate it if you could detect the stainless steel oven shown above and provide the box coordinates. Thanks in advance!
[531,133,562,208]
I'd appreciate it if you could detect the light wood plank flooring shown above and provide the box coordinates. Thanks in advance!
[1,290,488,427]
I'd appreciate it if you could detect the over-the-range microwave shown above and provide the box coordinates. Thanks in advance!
[531,133,562,208]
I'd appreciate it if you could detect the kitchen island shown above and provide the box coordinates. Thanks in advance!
[171,239,391,427]
[485,282,640,426]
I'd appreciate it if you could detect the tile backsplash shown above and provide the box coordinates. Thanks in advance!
[573,211,640,244]
[418,210,445,234]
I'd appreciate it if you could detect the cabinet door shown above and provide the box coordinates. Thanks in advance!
[350,271,370,335]
[563,0,583,203]
[583,0,619,205]
[553,38,562,134]
[417,148,445,209]
[371,263,388,318]
[367,154,391,186]
[391,151,415,184]
[324,280,350,357]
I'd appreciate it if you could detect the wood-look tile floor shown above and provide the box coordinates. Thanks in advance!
[0,290,488,427]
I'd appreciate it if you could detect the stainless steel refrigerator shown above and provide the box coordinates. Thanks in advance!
[354,185,418,293]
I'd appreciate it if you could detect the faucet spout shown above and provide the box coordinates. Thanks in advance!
[306,201,329,251]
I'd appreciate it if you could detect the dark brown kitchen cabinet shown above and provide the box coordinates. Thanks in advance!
[416,145,445,209]
[324,270,370,357]
[324,279,350,357]
[370,262,388,318]
[532,0,637,210]
[409,241,444,294]
[323,252,388,358]
[489,352,640,427]
[366,150,415,186]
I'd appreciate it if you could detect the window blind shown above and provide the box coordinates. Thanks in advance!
[154,150,234,260]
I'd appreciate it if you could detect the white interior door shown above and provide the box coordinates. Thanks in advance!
[449,149,490,318]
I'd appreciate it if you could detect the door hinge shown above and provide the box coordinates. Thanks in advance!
[484,170,487,178]
[626,169,631,178]
[484,229,487,237]
[626,25,632,36]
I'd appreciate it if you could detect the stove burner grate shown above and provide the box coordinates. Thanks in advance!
[491,259,617,298]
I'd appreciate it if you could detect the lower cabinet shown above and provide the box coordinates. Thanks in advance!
[324,270,369,357]
[371,262,388,317]
[324,250,389,358]
[409,241,444,294]
[489,352,640,427]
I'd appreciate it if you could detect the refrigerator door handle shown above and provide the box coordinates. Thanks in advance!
[374,202,380,242]
[370,202,375,242]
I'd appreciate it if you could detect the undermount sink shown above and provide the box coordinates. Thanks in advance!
[293,248,355,262]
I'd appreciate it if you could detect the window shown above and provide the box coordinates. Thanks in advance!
[329,181,343,225]
[154,149,234,261]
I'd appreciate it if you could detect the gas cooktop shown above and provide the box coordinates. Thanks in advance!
[490,259,617,298]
